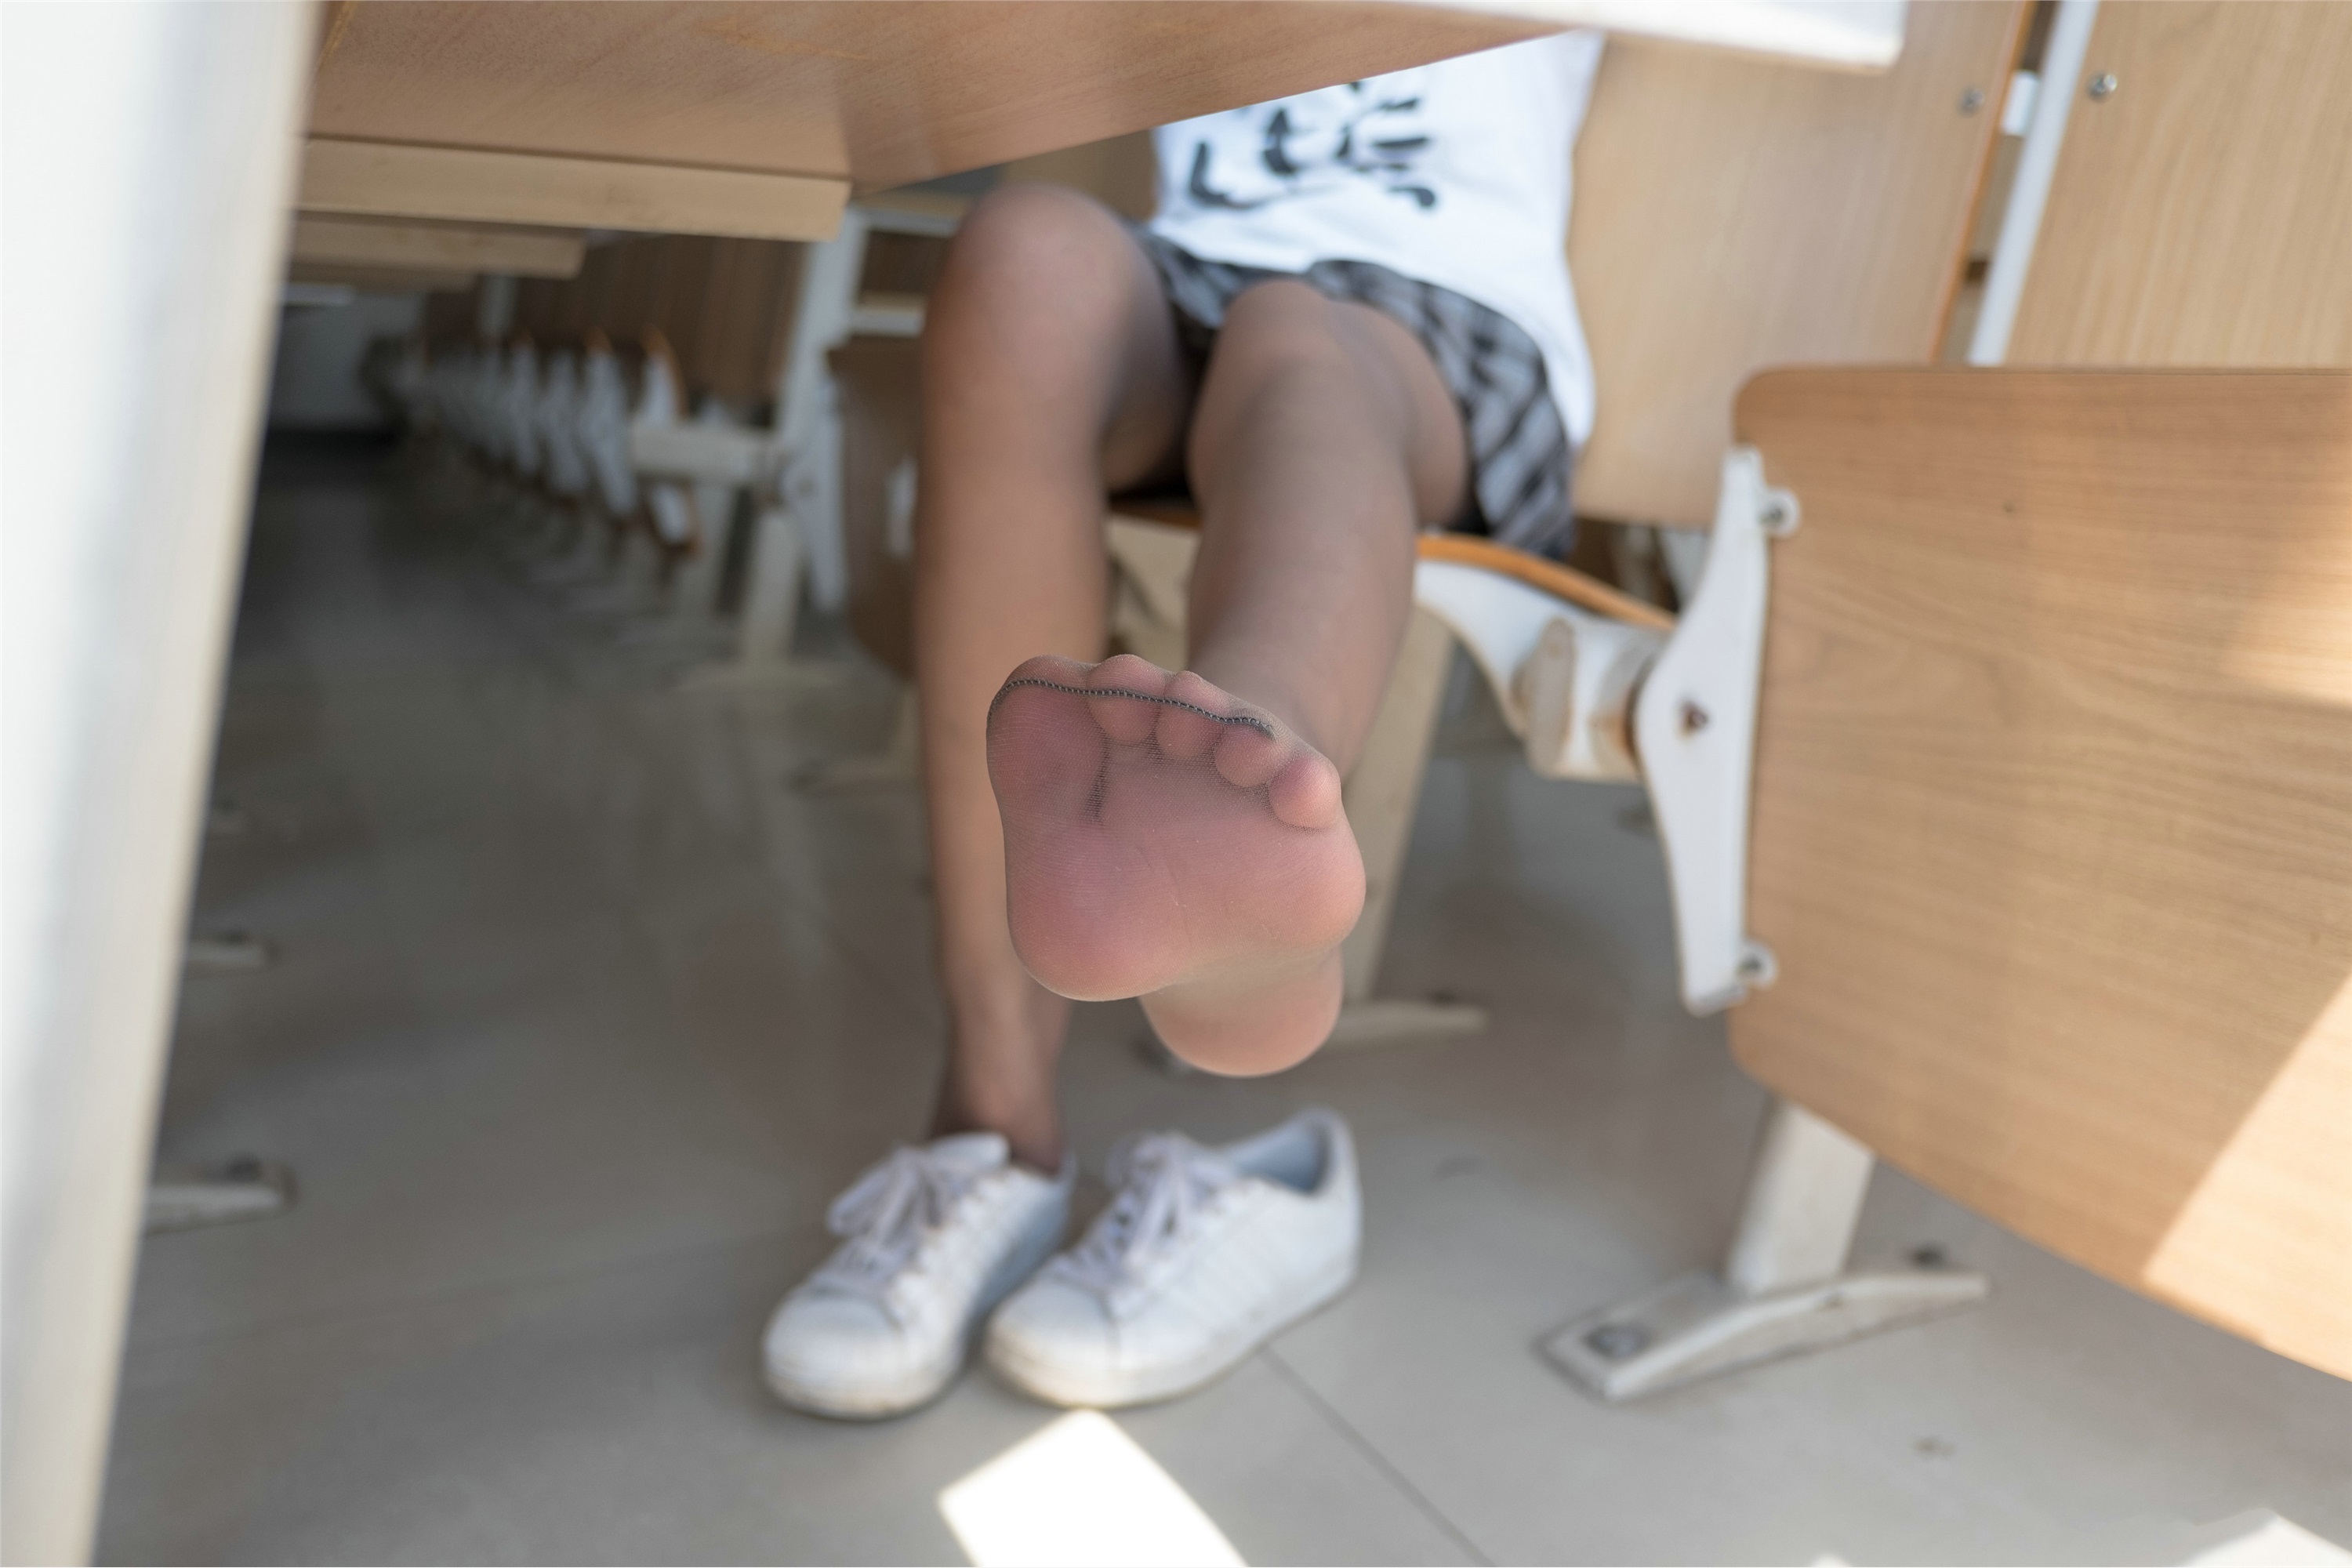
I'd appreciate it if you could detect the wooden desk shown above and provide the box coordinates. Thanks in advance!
[1733,368,2352,1380]
[303,2,1559,238]
[291,215,585,279]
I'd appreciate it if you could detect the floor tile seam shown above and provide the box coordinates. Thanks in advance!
[1259,1344,1497,1567]
[122,1221,799,1361]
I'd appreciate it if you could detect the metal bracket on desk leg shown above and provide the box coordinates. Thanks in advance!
[1633,446,1791,1016]
[183,931,273,975]
[143,1157,296,1234]
[1541,1100,1989,1401]
[1541,452,1986,1403]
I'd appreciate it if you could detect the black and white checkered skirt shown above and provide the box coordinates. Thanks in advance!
[1131,228,1577,558]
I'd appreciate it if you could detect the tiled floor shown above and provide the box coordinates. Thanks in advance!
[98,440,2351,1564]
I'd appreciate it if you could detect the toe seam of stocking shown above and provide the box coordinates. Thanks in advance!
[993,677,1277,740]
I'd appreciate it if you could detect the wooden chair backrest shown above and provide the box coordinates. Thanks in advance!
[1732,367,2352,1380]
[2008,1,2352,367]
[1564,2,2024,528]
[1019,5,2022,533]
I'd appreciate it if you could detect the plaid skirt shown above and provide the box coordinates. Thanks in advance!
[1130,228,1577,558]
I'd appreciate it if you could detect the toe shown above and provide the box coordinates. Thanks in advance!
[1266,750,1343,829]
[1088,654,1167,695]
[989,660,1112,818]
[1212,722,1285,790]
[1156,672,1229,760]
[1087,655,1168,744]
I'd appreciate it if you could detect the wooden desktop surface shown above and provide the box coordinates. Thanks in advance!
[1730,368,2352,1380]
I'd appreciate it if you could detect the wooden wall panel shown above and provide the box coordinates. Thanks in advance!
[1566,2,2023,528]
[2009,2,2352,368]
[419,286,480,343]
[594,240,670,354]
[683,238,803,406]
[1730,368,2352,1379]
[505,236,801,404]
[830,339,921,680]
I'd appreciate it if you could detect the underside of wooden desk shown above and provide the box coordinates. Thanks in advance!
[309,2,1556,198]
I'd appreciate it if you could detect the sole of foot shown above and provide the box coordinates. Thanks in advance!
[986,654,1364,1074]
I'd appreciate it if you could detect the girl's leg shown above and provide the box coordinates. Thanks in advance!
[914,184,1192,1171]
[987,279,1467,1075]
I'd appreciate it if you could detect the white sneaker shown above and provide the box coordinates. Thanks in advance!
[764,1132,1072,1419]
[984,1109,1359,1408]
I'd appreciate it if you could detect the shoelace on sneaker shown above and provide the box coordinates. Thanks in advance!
[813,1145,987,1302]
[1053,1133,1241,1302]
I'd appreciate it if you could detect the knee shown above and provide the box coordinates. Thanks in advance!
[1207,280,1359,386]
[1200,281,1406,429]
[930,183,1136,342]
[1189,281,1404,472]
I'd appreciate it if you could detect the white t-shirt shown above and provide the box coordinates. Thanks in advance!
[1148,32,1604,448]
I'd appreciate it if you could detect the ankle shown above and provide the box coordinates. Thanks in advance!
[928,973,1070,1170]
[931,1036,1065,1174]
[931,1095,1064,1174]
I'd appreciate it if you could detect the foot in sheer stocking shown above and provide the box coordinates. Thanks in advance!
[986,655,1364,1074]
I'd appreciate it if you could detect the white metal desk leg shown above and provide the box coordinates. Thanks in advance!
[778,212,866,614]
[1,5,313,1560]
[1542,1099,1988,1401]
[672,478,735,616]
[693,209,862,688]
[734,502,801,653]
[1726,1095,1875,1292]
[673,390,840,691]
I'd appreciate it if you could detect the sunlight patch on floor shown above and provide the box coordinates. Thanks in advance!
[938,1410,1245,1568]
[2189,1513,2352,1566]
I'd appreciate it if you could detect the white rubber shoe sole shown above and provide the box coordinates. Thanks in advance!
[764,1335,967,1421]
[985,1248,1357,1409]
[768,1214,1067,1421]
